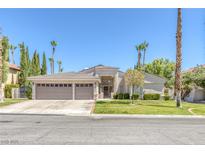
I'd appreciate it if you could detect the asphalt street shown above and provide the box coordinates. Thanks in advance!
[1,114,205,144]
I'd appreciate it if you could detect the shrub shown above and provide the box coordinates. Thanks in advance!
[131,93,139,100]
[113,94,118,99]
[117,93,124,99]
[164,95,170,101]
[25,83,32,99]
[123,93,130,99]
[4,84,19,98]
[144,93,160,100]
[164,88,169,95]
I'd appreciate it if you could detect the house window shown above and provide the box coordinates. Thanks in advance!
[68,84,72,87]
[51,84,54,87]
[37,84,41,87]
[46,84,49,87]
[42,84,45,87]
[55,84,58,87]
[59,84,63,87]
[64,84,67,87]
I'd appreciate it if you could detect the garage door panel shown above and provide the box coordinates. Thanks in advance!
[75,84,93,100]
[36,84,72,100]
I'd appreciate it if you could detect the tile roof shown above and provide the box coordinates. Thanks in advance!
[80,64,119,72]
[184,64,205,73]
[28,72,100,81]
[9,64,21,71]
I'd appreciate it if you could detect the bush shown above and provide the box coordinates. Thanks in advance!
[144,93,160,100]
[123,93,130,99]
[164,95,170,101]
[164,88,169,95]
[113,94,118,99]
[117,93,124,99]
[131,93,139,100]
[25,83,32,99]
[4,84,19,98]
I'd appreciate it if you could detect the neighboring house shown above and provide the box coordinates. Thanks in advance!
[28,65,166,100]
[6,64,21,84]
[184,64,205,102]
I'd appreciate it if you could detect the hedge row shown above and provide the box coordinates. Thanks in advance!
[143,93,160,100]
[113,93,163,100]
[113,93,139,100]
[4,84,19,98]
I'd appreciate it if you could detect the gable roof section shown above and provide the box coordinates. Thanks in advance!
[144,72,166,84]
[28,72,100,82]
[80,64,119,73]
[9,64,21,71]
[184,64,205,73]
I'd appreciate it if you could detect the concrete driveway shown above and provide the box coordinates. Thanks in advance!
[0,100,95,116]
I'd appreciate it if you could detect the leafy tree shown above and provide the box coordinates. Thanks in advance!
[1,36,9,83]
[41,52,47,75]
[31,50,41,76]
[0,37,3,102]
[175,8,182,107]
[50,40,57,74]
[10,44,17,64]
[124,69,144,99]
[145,58,175,79]
[166,65,205,99]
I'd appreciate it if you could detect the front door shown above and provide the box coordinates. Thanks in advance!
[103,86,109,98]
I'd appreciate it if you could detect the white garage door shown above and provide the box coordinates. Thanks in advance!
[75,84,93,100]
[36,83,73,100]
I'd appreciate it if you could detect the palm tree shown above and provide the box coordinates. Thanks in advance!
[57,60,62,73]
[142,41,149,68]
[10,45,17,64]
[0,37,3,102]
[136,44,143,69]
[49,58,53,74]
[50,40,57,74]
[175,8,182,107]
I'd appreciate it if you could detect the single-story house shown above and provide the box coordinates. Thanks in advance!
[183,64,205,102]
[184,86,205,102]
[28,65,166,100]
[6,64,21,84]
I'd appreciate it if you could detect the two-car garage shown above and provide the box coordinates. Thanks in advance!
[28,72,100,100]
[35,83,94,100]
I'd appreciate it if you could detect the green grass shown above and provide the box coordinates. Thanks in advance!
[0,98,28,107]
[94,100,205,115]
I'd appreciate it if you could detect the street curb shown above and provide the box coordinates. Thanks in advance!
[91,114,205,119]
[0,113,65,116]
[1,112,205,119]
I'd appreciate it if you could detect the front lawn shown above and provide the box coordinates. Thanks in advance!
[0,98,28,108]
[94,100,205,115]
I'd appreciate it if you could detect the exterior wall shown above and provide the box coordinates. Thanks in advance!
[6,69,19,84]
[184,88,205,102]
[32,83,36,100]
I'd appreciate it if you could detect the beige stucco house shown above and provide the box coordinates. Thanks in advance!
[28,65,166,100]
[6,64,21,84]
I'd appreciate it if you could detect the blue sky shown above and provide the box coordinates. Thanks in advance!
[0,9,204,73]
